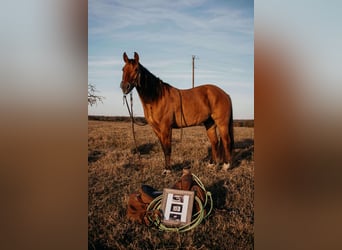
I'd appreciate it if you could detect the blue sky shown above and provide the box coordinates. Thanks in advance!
[88,0,254,119]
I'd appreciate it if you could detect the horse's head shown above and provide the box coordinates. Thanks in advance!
[120,52,140,95]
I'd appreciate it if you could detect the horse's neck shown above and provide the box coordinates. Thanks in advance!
[140,64,158,85]
[137,64,168,102]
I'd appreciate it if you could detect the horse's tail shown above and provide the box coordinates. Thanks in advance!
[229,104,234,153]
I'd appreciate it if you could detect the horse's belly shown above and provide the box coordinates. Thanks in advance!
[176,107,210,127]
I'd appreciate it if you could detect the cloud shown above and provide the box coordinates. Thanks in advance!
[88,0,254,118]
[89,0,253,60]
[89,0,253,40]
[88,57,122,67]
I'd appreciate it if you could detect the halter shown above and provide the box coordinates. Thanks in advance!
[131,70,141,88]
[120,66,141,94]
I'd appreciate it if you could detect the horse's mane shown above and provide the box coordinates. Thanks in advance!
[137,63,172,102]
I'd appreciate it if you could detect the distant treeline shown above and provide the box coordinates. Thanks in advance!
[88,115,254,127]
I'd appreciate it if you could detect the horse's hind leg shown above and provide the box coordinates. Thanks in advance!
[204,119,219,165]
[217,122,233,170]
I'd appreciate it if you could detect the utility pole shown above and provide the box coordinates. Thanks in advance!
[192,55,196,88]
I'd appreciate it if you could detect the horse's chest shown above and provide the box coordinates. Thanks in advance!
[144,104,167,129]
[144,104,156,123]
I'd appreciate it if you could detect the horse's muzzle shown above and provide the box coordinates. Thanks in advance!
[120,81,133,95]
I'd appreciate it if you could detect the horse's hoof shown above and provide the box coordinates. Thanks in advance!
[162,169,172,175]
[221,163,231,171]
[207,162,216,168]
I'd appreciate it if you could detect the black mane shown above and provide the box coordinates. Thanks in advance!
[136,63,171,102]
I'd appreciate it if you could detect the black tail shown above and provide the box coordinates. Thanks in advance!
[229,106,234,153]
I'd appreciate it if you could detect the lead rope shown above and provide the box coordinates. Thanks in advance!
[145,174,213,232]
[123,93,141,163]
[123,93,147,127]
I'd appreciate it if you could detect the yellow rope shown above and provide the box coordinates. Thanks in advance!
[145,174,213,232]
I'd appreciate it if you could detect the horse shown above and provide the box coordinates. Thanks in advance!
[120,52,234,173]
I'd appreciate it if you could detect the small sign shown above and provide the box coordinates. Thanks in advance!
[160,188,195,226]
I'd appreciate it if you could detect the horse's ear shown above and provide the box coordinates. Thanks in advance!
[123,52,128,63]
[134,52,139,64]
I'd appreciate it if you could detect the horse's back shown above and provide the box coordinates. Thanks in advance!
[203,84,232,116]
[175,84,231,125]
[183,84,229,96]
[187,84,231,106]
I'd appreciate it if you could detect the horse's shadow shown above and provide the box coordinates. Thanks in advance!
[171,160,192,172]
[88,150,104,164]
[206,179,244,215]
[232,139,254,168]
[203,138,254,169]
[234,138,254,149]
[128,142,191,172]
[131,142,158,155]
[207,180,227,209]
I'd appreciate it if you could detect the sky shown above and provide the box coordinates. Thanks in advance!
[88,0,254,119]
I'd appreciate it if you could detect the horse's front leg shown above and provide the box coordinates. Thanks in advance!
[158,128,172,174]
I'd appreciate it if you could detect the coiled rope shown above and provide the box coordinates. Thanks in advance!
[145,174,213,232]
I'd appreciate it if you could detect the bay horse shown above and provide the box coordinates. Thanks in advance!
[120,52,234,173]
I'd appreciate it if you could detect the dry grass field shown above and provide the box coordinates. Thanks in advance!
[88,119,254,250]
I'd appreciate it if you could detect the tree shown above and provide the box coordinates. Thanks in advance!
[88,83,104,106]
